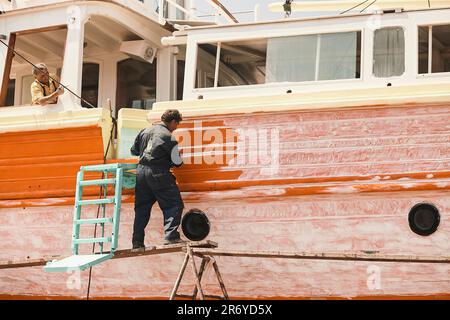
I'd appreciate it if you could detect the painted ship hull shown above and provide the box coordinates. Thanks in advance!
[1,97,449,299]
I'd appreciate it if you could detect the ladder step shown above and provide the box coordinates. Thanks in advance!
[75,218,113,225]
[77,198,115,206]
[79,178,116,186]
[80,163,137,172]
[73,237,112,244]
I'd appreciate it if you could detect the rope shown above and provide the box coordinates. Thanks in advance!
[360,0,378,13]
[340,0,370,14]
[0,39,96,108]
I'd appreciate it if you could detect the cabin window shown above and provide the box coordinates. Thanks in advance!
[373,27,405,77]
[196,40,267,88]
[116,58,157,114]
[195,43,218,88]
[195,31,361,89]
[418,25,450,74]
[217,39,267,87]
[81,63,99,108]
[267,31,361,82]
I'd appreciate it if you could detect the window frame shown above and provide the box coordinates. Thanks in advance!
[0,25,68,108]
[193,28,364,91]
[372,26,406,79]
[417,23,450,78]
[81,60,102,109]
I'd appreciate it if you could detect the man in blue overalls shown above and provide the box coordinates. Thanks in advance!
[130,109,184,251]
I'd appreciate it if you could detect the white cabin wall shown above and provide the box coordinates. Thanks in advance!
[91,52,129,111]
[157,46,178,102]
[180,9,450,101]
[182,37,197,100]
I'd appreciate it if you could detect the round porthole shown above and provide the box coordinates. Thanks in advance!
[182,209,210,241]
[408,203,440,236]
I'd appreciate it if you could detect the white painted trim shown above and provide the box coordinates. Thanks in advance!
[213,41,220,87]
[428,25,432,74]
[314,35,321,82]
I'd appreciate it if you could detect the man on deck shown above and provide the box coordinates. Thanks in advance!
[130,109,185,251]
[30,63,64,105]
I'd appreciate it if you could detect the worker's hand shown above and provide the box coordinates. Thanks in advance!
[56,85,64,95]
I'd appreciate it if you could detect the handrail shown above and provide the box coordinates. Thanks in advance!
[156,0,238,24]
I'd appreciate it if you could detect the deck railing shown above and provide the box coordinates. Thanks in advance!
[4,0,240,24]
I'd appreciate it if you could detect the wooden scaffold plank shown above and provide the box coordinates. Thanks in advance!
[191,248,450,264]
[0,240,218,269]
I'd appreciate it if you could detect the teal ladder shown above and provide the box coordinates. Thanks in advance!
[44,163,137,272]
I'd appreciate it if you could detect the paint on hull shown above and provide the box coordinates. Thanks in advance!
[0,103,449,298]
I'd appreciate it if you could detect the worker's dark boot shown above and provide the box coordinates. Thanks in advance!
[131,242,145,252]
[164,238,187,245]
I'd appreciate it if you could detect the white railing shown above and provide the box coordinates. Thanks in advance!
[142,0,240,24]
[4,0,247,25]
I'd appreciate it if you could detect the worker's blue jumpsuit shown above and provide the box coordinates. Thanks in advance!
[130,123,184,246]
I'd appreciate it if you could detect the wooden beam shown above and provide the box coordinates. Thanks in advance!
[0,33,16,107]
[0,240,218,269]
[112,240,217,259]
[191,249,450,264]
[0,257,51,269]
[15,37,51,60]
[84,22,121,52]
[88,18,128,44]
[15,25,67,37]
[12,48,42,66]
[26,33,65,58]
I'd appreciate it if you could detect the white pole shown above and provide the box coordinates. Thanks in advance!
[158,0,165,24]
[254,4,260,22]
[315,35,321,81]
[189,0,197,18]
[214,42,221,87]
[166,0,195,18]
[428,25,432,74]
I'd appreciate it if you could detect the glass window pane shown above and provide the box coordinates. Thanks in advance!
[217,39,267,87]
[81,63,99,108]
[177,60,185,100]
[266,34,317,83]
[373,27,405,77]
[5,79,15,106]
[418,26,429,74]
[196,43,217,88]
[431,25,450,73]
[116,58,157,114]
[318,31,361,80]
